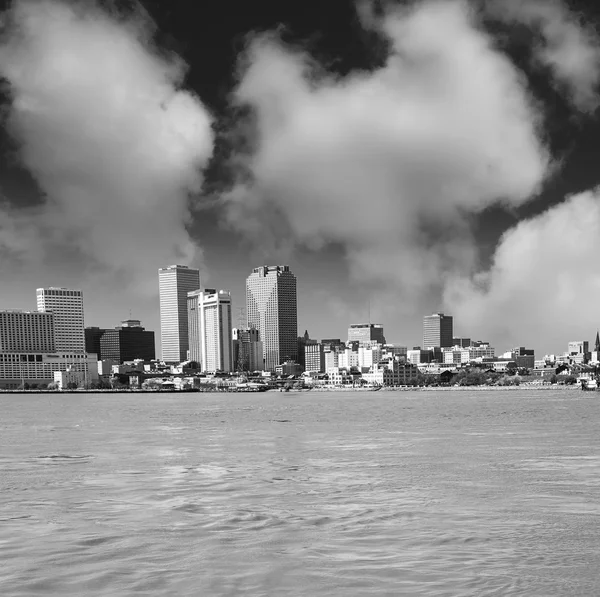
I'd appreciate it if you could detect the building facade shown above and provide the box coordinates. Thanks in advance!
[36,287,85,352]
[304,342,325,373]
[232,327,264,372]
[347,324,386,345]
[189,289,233,373]
[0,311,55,353]
[159,265,200,362]
[85,321,155,363]
[423,313,453,349]
[246,265,298,371]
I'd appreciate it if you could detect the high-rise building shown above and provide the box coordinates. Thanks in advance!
[423,312,453,349]
[304,342,325,373]
[188,289,233,373]
[159,265,200,362]
[85,320,155,363]
[232,327,264,372]
[246,265,298,371]
[0,311,55,353]
[36,287,85,352]
[347,324,386,345]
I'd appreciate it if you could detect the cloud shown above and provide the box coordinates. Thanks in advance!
[0,0,213,296]
[487,0,600,112]
[444,190,600,353]
[223,0,550,306]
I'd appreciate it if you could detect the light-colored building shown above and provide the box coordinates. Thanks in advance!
[36,287,85,352]
[324,349,339,370]
[338,348,359,369]
[347,324,386,345]
[188,289,233,373]
[304,342,325,373]
[363,359,420,386]
[358,344,383,369]
[0,352,98,389]
[0,310,55,353]
[423,313,453,349]
[246,265,297,371]
[159,265,200,363]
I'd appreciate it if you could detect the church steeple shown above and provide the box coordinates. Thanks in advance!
[595,330,600,352]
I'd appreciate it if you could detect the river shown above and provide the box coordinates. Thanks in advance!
[1,389,598,596]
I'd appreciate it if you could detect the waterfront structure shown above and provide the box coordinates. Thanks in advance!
[0,352,98,390]
[188,289,233,373]
[232,327,264,372]
[246,265,298,371]
[36,287,85,352]
[362,359,420,386]
[423,313,453,349]
[85,320,155,363]
[0,311,55,353]
[159,265,200,362]
[348,323,386,345]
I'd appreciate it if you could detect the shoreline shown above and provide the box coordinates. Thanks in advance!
[0,384,586,395]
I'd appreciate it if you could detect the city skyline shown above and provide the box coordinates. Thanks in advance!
[2,0,600,354]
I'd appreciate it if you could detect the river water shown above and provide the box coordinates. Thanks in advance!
[1,389,599,596]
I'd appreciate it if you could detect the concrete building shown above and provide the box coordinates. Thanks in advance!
[423,313,453,349]
[347,324,386,345]
[304,342,325,373]
[36,287,85,352]
[232,327,264,372]
[246,265,297,371]
[363,359,420,386]
[188,289,233,373]
[0,310,55,353]
[159,265,200,363]
[0,353,98,389]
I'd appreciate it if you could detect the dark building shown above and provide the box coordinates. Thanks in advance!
[423,313,453,349]
[85,326,104,357]
[85,320,155,363]
[452,337,471,348]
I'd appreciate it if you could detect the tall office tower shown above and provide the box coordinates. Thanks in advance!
[423,312,453,349]
[159,265,200,362]
[36,288,85,352]
[347,323,386,345]
[246,265,298,371]
[188,289,233,373]
[0,311,55,353]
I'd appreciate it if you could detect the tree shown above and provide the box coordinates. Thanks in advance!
[66,382,78,390]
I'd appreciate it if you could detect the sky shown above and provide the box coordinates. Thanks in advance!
[1,0,600,356]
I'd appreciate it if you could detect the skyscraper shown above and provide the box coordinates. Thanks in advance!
[36,287,85,352]
[423,312,453,349]
[188,289,233,372]
[246,265,298,371]
[159,265,200,362]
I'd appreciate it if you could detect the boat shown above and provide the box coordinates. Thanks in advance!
[580,378,598,391]
[235,382,269,392]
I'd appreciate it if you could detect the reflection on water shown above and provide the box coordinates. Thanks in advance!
[1,390,599,596]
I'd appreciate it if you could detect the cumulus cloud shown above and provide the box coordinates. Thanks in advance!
[223,0,549,305]
[488,0,600,112]
[0,0,213,296]
[445,190,600,352]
